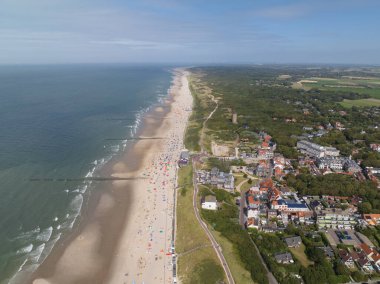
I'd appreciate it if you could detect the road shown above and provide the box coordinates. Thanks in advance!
[192,159,235,284]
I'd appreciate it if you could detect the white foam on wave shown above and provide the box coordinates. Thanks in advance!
[14,227,40,241]
[59,194,84,231]
[36,226,53,243]
[28,243,45,264]
[16,244,33,255]
[69,194,83,215]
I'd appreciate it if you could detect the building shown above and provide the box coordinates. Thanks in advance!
[370,144,380,152]
[247,217,260,229]
[363,214,380,226]
[232,112,238,124]
[316,208,357,229]
[197,167,235,191]
[201,196,218,210]
[274,252,294,264]
[297,140,339,158]
[284,236,302,248]
[271,199,310,212]
[317,156,346,170]
[338,250,356,268]
[316,156,361,173]
[318,246,335,259]
[343,159,362,173]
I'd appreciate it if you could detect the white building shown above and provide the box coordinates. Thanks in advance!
[317,157,346,170]
[316,208,357,229]
[201,196,218,210]
[297,140,339,158]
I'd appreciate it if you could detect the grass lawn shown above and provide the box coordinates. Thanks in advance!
[340,98,380,108]
[289,244,314,267]
[293,77,380,98]
[212,230,255,284]
[176,165,226,284]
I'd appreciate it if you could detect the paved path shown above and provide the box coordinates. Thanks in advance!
[192,160,235,284]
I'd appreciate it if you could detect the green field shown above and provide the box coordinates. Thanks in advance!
[295,77,380,98]
[176,165,226,284]
[340,98,380,108]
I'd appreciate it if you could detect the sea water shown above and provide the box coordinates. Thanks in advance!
[0,64,173,283]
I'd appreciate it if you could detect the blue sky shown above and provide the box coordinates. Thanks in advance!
[0,0,379,64]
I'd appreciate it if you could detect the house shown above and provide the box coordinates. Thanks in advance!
[246,217,260,229]
[363,214,380,226]
[338,250,355,268]
[274,252,294,264]
[284,236,302,248]
[201,196,217,210]
[255,161,271,177]
[343,159,362,173]
[357,257,374,272]
[310,200,323,211]
[210,168,235,191]
[370,144,380,152]
[280,187,292,196]
[335,121,345,131]
[359,243,380,264]
[318,246,335,259]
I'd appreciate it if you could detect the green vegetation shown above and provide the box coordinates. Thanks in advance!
[252,226,350,284]
[251,231,302,284]
[176,165,226,284]
[340,98,380,108]
[189,66,380,161]
[357,226,380,247]
[289,244,314,267]
[297,77,380,99]
[200,189,269,284]
[207,157,245,172]
[184,75,214,152]
[285,173,380,213]
[213,231,254,284]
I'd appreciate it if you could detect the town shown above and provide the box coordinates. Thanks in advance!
[176,65,380,284]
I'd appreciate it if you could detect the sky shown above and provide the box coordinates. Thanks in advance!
[0,0,379,64]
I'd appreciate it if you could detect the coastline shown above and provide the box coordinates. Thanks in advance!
[31,68,193,283]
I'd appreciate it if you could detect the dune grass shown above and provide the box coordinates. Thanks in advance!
[176,165,225,284]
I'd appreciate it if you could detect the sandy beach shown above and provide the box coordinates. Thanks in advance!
[31,69,193,284]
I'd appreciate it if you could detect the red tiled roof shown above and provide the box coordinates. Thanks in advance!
[360,243,373,256]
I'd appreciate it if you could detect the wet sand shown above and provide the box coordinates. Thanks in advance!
[31,69,193,284]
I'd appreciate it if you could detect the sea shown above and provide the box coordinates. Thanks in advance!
[0,64,173,283]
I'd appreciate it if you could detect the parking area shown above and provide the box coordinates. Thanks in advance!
[325,229,361,247]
